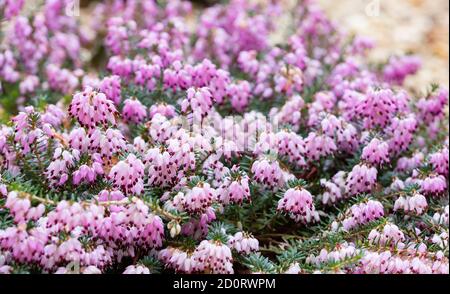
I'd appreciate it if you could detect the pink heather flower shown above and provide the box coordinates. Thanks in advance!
[0,50,20,83]
[69,127,127,162]
[148,114,177,143]
[342,200,384,231]
[109,154,144,195]
[173,183,216,214]
[41,104,66,127]
[345,164,378,196]
[270,95,304,131]
[48,32,81,67]
[394,193,428,215]
[306,244,359,270]
[19,75,39,95]
[144,147,181,188]
[68,127,90,153]
[228,81,251,112]
[320,171,346,205]
[421,175,447,197]
[5,191,45,223]
[82,75,101,89]
[228,232,259,254]
[275,131,307,167]
[388,179,405,194]
[429,147,449,176]
[122,98,147,124]
[251,159,284,189]
[134,61,159,90]
[238,50,259,76]
[274,65,303,95]
[159,247,198,273]
[368,223,405,247]
[431,232,448,250]
[348,36,375,56]
[11,107,50,155]
[361,138,390,166]
[432,205,449,226]
[46,64,79,94]
[68,87,118,129]
[123,265,151,274]
[217,173,251,205]
[94,200,165,249]
[99,75,122,104]
[181,87,213,121]
[97,128,128,162]
[254,131,306,168]
[383,55,421,85]
[355,88,398,129]
[320,115,359,153]
[309,92,337,125]
[387,114,417,154]
[45,148,80,186]
[304,132,337,161]
[149,103,176,119]
[105,17,136,55]
[417,87,449,125]
[277,187,320,224]
[97,189,125,202]
[357,250,448,274]
[396,152,424,172]
[180,207,216,240]
[107,56,133,79]
[7,15,48,74]
[3,0,25,20]
[133,136,148,154]
[0,0,449,275]
[193,240,233,274]
[202,154,230,187]
[72,153,104,185]
[144,138,196,188]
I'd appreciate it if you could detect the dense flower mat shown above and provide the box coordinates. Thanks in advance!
[0,0,448,274]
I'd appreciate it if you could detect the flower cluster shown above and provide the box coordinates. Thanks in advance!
[340,200,385,231]
[368,223,406,247]
[227,232,259,255]
[109,154,145,195]
[173,182,216,214]
[0,0,448,275]
[217,172,251,205]
[394,193,428,215]
[277,187,320,224]
[192,240,234,274]
[68,87,118,129]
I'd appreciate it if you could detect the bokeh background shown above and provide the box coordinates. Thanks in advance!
[262,0,449,93]
[318,0,449,92]
[18,0,450,93]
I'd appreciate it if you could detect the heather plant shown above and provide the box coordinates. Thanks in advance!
[0,0,448,274]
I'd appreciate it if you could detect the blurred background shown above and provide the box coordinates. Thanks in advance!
[187,0,449,92]
[19,0,450,93]
[318,0,449,92]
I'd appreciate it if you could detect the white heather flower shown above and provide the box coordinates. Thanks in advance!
[82,266,102,274]
[284,263,301,274]
[228,232,259,254]
[394,193,428,215]
[123,265,151,274]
